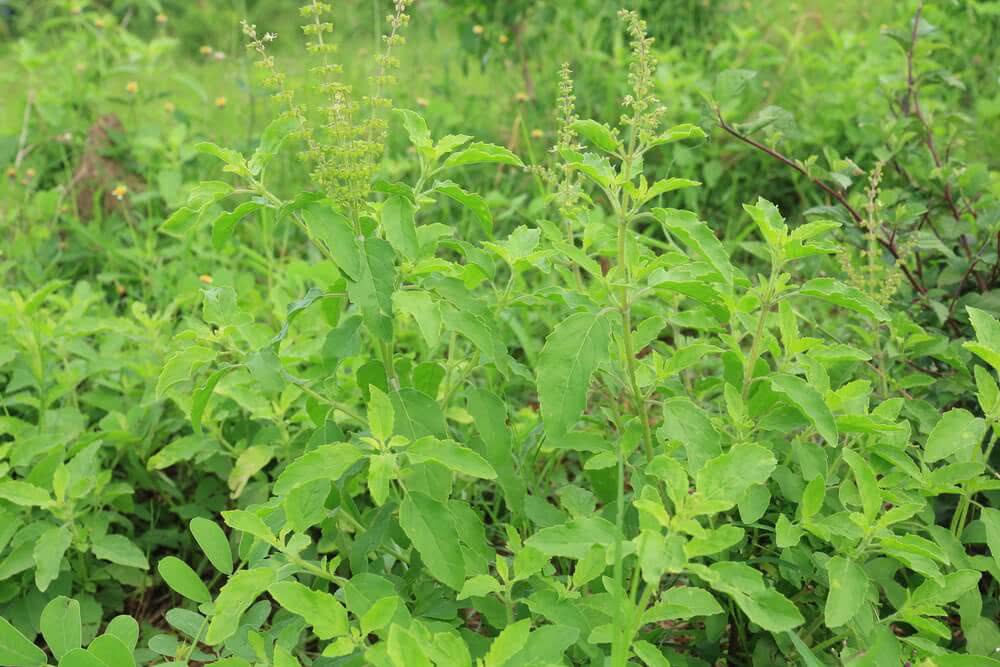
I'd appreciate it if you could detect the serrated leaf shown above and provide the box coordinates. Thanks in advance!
[924,408,986,463]
[537,311,611,437]
[406,437,496,479]
[273,444,364,496]
[768,373,838,445]
[381,195,420,262]
[399,492,465,590]
[824,556,868,628]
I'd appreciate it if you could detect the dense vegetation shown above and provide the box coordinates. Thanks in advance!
[1,1,999,665]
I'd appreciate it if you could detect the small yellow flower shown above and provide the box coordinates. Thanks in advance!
[94,17,106,29]
[515,91,529,103]
[112,184,128,200]
[75,63,86,73]
[472,24,484,35]
[70,5,82,15]
[156,13,168,25]
[125,81,139,95]
[214,96,227,109]
[163,101,176,113]
[199,45,213,56]
[415,96,429,108]
[530,128,544,139]
[199,274,213,284]
[6,167,17,179]
[25,168,36,179]
[498,34,509,45]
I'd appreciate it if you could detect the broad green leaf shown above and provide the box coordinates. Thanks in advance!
[467,388,526,517]
[393,291,442,349]
[227,444,274,497]
[190,518,233,575]
[632,640,671,667]
[0,616,46,667]
[685,525,745,558]
[158,556,212,603]
[0,481,51,507]
[40,597,81,660]
[841,449,881,523]
[458,575,501,599]
[659,397,722,473]
[381,195,420,261]
[156,346,215,399]
[349,238,396,342]
[443,142,523,169]
[656,208,733,285]
[484,618,531,667]
[204,568,275,645]
[406,438,496,479]
[696,444,777,508]
[537,311,611,437]
[57,649,105,667]
[367,454,395,507]
[104,616,138,652]
[965,306,1000,372]
[799,278,890,322]
[211,201,262,251]
[391,389,447,440]
[387,625,432,667]
[90,534,148,570]
[824,556,868,628]
[395,108,432,148]
[983,508,1000,572]
[524,517,620,559]
[273,444,365,496]
[769,374,838,445]
[643,587,724,622]
[301,202,361,281]
[34,525,71,591]
[268,581,349,640]
[701,562,804,632]
[569,119,619,153]
[440,305,511,377]
[87,635,134,667]
[924,408,986,463]
[222,509,275,544]
[433,180,492,234]
[367,386,395,442]
[399,492,465,590]
[360,596,399,636]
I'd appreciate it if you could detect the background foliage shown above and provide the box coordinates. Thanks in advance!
[1,1,999,666]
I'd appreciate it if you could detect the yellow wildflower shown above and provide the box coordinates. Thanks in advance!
[472,24,484,35]
[125,81,139,95]
[214,96,227,109]
[112,184,128,200]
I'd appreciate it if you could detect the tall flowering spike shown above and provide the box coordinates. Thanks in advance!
[551,63,585,219]
[241,1,414,216]
[618,10,666,147]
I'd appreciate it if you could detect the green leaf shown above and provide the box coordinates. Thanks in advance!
[443,142,523,169]
[205,568,275,645]
[824,556,868,628]
[467,388,526,518]
[367,454,395,507]
[658,397,722,473]
[211,201,262,251]
[381,195,420,262]
[433,180,493,235]
[222,509,275,544]
[399,492,465,590]
[391,389,447,440]
[406,437,497,479]
[537,311,611,437]
[190,518,233,575]
[393,290,442,349]
[569,119,619,153]
[268,581,349,640]
[799,278,890,322]
[700,562,804,632]
[33,525,71,591]
[0,481,51,507]
[57,649,105,667]
[458,574,501,599]
[768,374,838,445]
[484,619,531,667]
[0,616,46,667]
[349,238,396,342]
[104,616,138,652]
[158,556,212,603]
[965,306,1000,372]
[273,444,365,496]
[156,346,216,400]
[632,640,671,667]
[524,517,620,559]
[696,444,777,508]
[395,108,432,149]
[301,201,361,281]
[982,507,1000,572]
[367,386,396,442]
[90,534,148,570]
[643,587,724,622]
[841,448,881,523]
[924,408,986,463]
[360,596,399,635]
[40,597,81,661]
[87,635,134,667]
[656,208,733,285]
